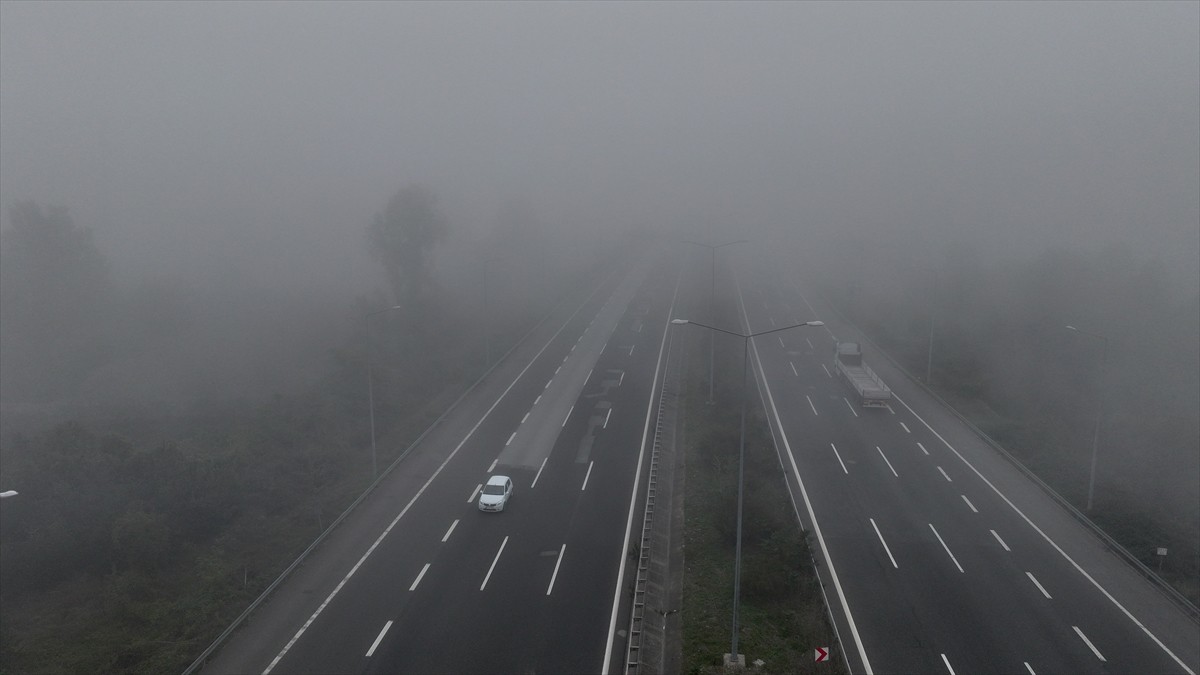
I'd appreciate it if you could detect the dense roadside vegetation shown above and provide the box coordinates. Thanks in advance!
[815,242,1200,605]
[0,194,597,673]
[680,328,844,675]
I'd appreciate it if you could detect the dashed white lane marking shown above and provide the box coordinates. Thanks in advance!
[770,317,776,326]
[886,404,896,415]
[892,392,1195,675]
[937,466,952,482]
[821,364,832,378]
[468,484,482,503]
[506,432,516,446]
[546,544,566,595]
[521,412,530,424]
[555,365,561,375]
[531,457,549,488]
[941,653,956,675]
[991,529,1011,551]
[584,368,593,387]
[1027,572,1052,599]
[900,422,911,433]
[929,523,963,573]
[601,340,608,353]
[618,371,625,386]
[562,405,574,427]
[830,443,849,474]
[843,398,859,417]
[365,620,393,657]
[441,519,459,542]
[961,495,978,513]
[876,446,898,477]
[480,536,509,590]
[806,337,814,349]
[870,518,898,569]
[917,442,929,456]
[582,461,594,491]
[628,345,635,356]
[1023,662,1036,674]
[806,395,819,416]
[790,361,798,376]
[778,336,786,348]
[487,458,498,473]
[534,395,542,405]
[603,408,612,429]
[1073,626,1106,661]
[409,563,431,591]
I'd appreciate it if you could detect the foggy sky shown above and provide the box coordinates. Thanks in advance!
[1,1,1197,290]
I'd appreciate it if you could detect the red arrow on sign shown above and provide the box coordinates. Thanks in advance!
[815,647,829,662]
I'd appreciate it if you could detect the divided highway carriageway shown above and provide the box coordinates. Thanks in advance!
[203,247,683,675]
[731,258,1199,675]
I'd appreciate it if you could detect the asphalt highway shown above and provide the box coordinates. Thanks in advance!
[204,246,682,675]
[732,259,1199,675]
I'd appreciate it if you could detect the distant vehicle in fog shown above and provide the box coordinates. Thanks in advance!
[833,342,892,408]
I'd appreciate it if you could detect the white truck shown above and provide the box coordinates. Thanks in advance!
[833,342,892,408]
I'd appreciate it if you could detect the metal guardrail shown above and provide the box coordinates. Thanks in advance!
[820,293,1200,625]
[623,329,679,675]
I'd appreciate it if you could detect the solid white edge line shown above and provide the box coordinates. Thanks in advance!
[603,408,612,429]
[441,519,459,542]
[991,529,1011,551]
[876,446,898,477]
[262,260,614,675]
[547,544,566,595]
[1026,571,1052,599]
[1073,625,1107,662]
[961,495,978,513]
[409,563,431,592]
[563,404,574,427]
[937,466,952,482]
[531,456,549,488]
[735,272,874,675]
[582,461,594,491]
[929,523,964,573]
[893,392,1195,675]
[869,518,899,569]
[807,395,819,416]
[1024,661,1036,674]
[830,443,849,474]
[480,536,509,590]
[601,261,682,675]
[365,620,393,658]
[941,653,956,675]
[467,484,482,503]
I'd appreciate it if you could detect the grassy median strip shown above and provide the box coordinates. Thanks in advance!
[680,343,845,674]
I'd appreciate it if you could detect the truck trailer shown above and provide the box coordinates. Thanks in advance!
[833,342,892,408]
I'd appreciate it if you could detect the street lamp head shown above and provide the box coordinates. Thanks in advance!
[0,490,17,499]
[806,321,825,327]
[1065,325,1078,331]
[671,319,690,325]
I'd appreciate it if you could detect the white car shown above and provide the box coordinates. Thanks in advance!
[478,475,513,512]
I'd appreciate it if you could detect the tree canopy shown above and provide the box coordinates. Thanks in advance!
[367,185,447,307]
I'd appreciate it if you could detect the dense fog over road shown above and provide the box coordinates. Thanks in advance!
[1,3,1198,673]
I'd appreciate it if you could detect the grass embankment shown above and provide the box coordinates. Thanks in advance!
[681,345,845,674]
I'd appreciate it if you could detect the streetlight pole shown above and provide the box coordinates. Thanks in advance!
[671,317,823,664]
[1065,325,1109,511]
[366,305,403,481]
[482,257,508,368]
[926,268,937,385]
[684,239,747,403]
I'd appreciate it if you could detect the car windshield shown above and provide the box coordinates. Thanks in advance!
[482,484,506,495]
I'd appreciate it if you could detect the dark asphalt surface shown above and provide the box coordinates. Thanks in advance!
[204,247,683,675]
[734,260,1198,675]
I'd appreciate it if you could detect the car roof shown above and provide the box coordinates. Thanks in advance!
[486,474,510,486]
